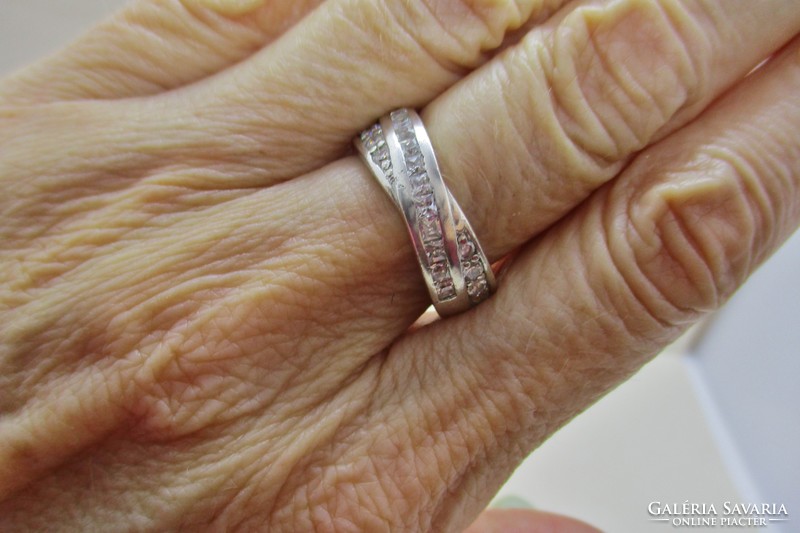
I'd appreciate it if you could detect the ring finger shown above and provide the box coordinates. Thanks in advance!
[193,0,800,341]
[296,0,800,335]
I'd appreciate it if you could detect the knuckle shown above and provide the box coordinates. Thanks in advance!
[538,0,706,168]
[385,0,532,70]
[613,148,767,324]
[128,300,273,440]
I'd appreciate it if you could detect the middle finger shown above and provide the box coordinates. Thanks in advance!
[235,0,800,331]
[299,0,800,331]
[150,0,563,187]
[424,0,800,256]
[244,0,800,335]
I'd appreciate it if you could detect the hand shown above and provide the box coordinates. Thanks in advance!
[1,0,798,531]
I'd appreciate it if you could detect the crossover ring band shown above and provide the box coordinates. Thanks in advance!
[355,108,496,317]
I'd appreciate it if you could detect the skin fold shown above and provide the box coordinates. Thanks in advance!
[0,0,798,531]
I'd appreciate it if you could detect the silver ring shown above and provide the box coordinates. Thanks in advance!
[356,108,496,316]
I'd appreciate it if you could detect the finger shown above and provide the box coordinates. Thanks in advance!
[370,30,800,531]
[236,0,800,333]
[464,508,601,533]
[160,0,568,185]
[423,0,800,256]
[66,0,798,346]
[0,0,322,104]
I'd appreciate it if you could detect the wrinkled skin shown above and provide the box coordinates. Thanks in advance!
[1,0,799,531]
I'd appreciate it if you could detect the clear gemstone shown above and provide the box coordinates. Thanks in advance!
[414,182,433,198]
[426,246,447,264]
[467,277,488,300]
[418,205,437,222]
[459,239,476,259]
[397,124,414,141]
[439,283,457,300]
[420,218,442,243]
[407,146,421,157]
[410,170,427,187]
[431,262,449,283]
[464,264,484,282]
[414,193,435,209]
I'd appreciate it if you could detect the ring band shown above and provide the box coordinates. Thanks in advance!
[356,109,496,316]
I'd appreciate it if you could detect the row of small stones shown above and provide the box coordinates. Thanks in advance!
[361,124,394,185]
[390,110,458,301]
[457,230,490,303]
[361,123,453,297]
[364,113,490,304]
